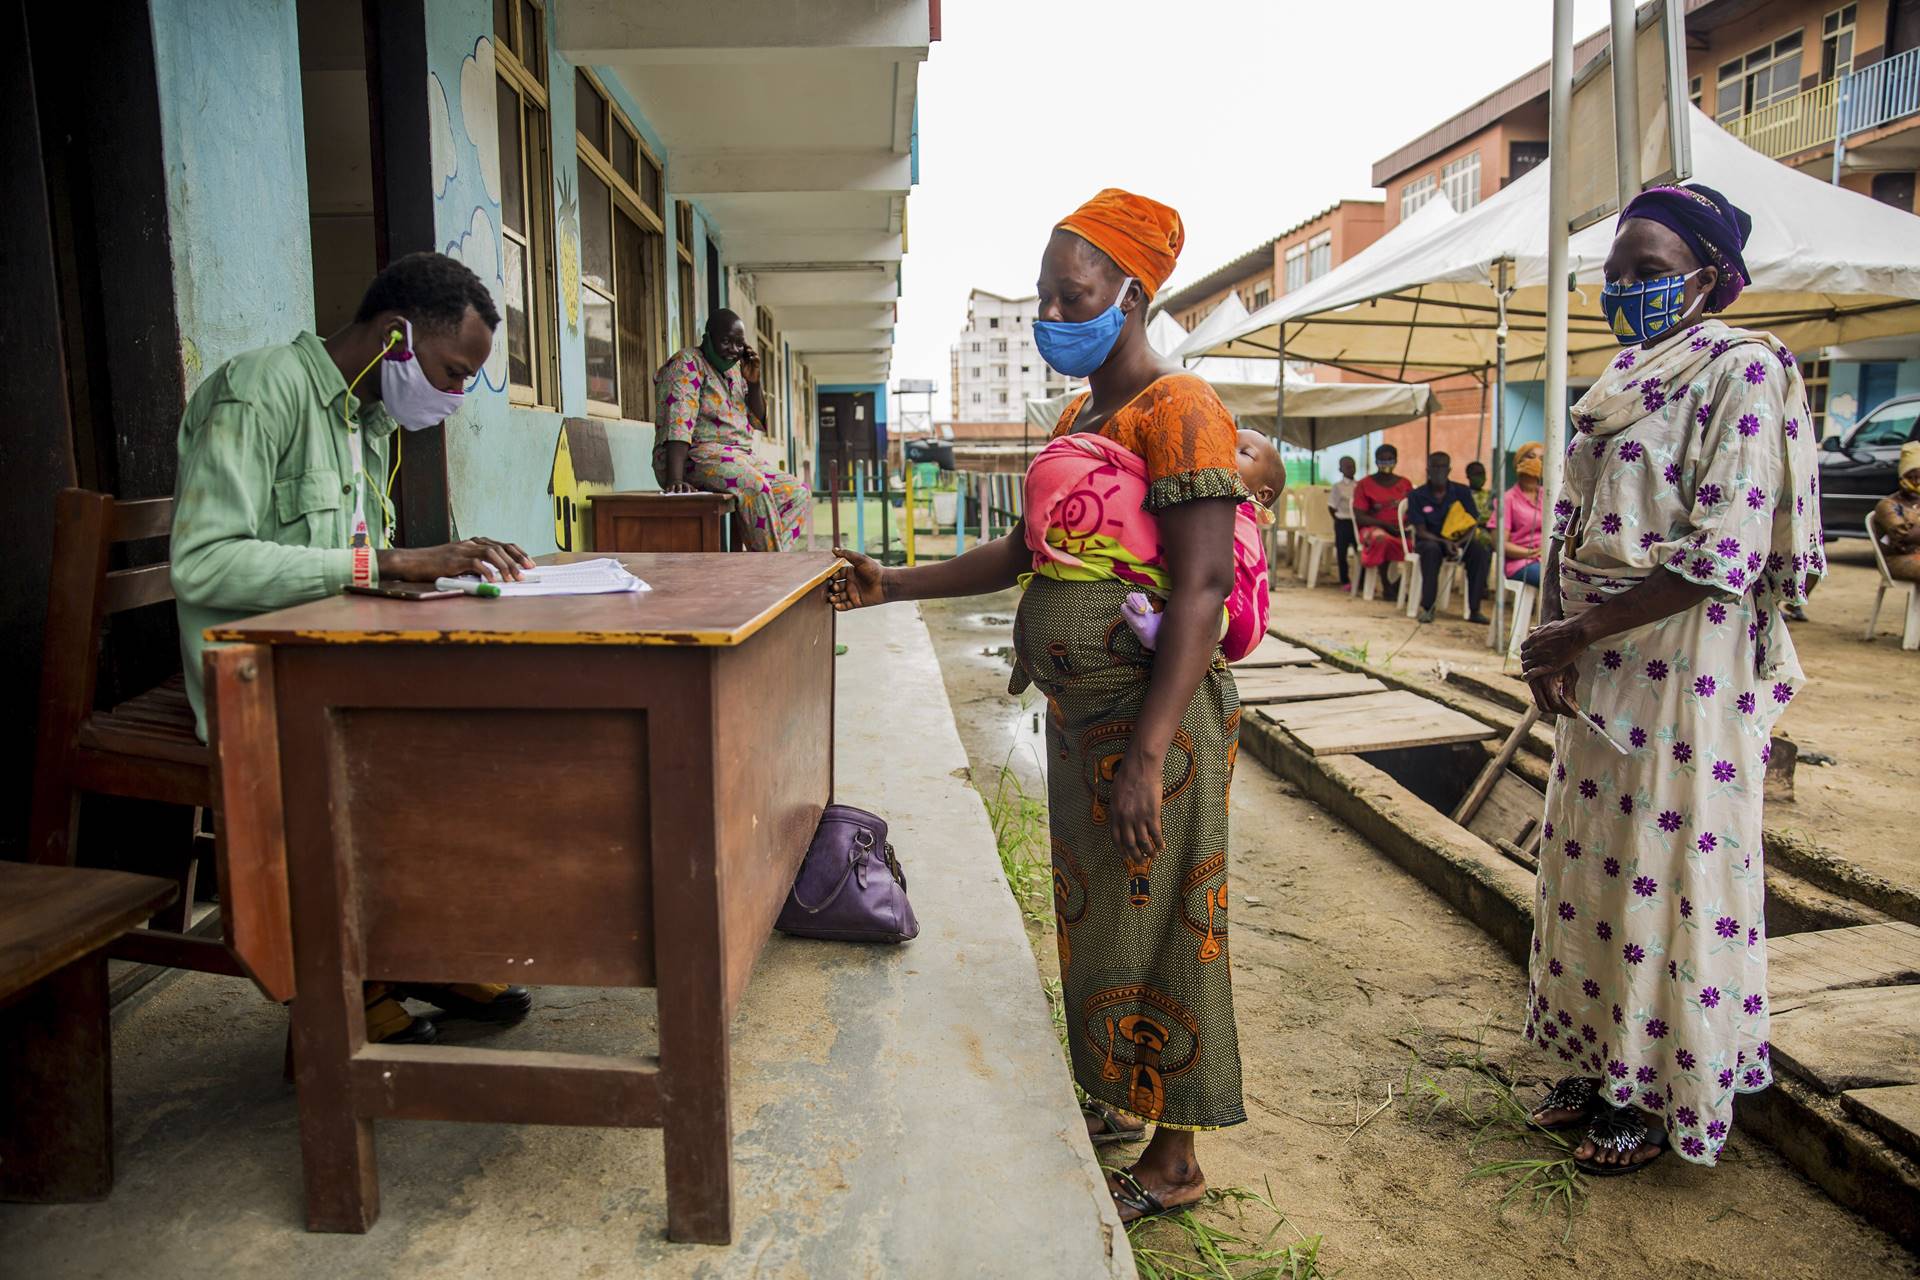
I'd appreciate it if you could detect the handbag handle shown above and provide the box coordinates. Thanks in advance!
[789,826,874,914]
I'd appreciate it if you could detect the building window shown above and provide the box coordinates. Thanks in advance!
[576,68,668,421]
[1688,75,1703,109]
[1716,31,1803,123]
[993,364,1007,377]
[1440,152,1481,213]
[1306,230,1332,280]
[1509,140,1549,179]
[989,317,1000,328]
[972,392,983,403]
[1822,5,1857,82]
[995,339,1007,353]
[675,201,697,350]
[1801,357,1830,433]
[1400,173,1437,219]
[1021,364,1031,373]
[996,390,1008,405]
[970,341,982,352]
[755,307,777,438]
[1251,283,1272,309]
[1283,244,1307,292]
[495,0,556,407]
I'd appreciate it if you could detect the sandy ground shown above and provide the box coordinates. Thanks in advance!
[916,591,1916,1280]
[1260,540,1918,891]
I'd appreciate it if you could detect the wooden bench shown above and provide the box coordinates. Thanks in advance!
[0,862,177,1201]
[26,488,295,1002]
[591,491,740,553]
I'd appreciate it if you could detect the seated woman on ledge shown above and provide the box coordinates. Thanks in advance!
[651,310,810,551]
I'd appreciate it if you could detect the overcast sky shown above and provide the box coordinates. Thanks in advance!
[894,0,1614,417]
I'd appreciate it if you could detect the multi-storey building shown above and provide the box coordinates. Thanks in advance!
[1153,201,1387,336]
[1372,0,1920,456]
[949,289,1080,424]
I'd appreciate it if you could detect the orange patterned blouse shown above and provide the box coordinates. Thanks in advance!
[1053,373,1249,511]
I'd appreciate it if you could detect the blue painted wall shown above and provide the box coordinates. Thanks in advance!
[151,0,314,389]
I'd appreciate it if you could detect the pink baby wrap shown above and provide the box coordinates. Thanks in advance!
[1022,431,1269,661]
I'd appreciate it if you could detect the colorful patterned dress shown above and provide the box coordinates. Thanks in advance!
[651,346,809,551]
[1526,318,1823,1166]
[1013,372,1251,1131]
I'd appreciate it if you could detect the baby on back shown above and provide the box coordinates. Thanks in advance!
[1122,429,1285,657]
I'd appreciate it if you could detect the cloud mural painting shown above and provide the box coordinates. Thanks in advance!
[459,37,501,206]
[445,206,509,395]
[428,71,457,198]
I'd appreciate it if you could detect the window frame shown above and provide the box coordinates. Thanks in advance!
[1716,31,1805,123]
[495,0,558,410]
[1440,151,1481,213]
[1821,4,1857,82]
[1283,243,1307,293]
[574,66,668,421]
[675,201,697,349]
[1400,173,1437,220]
[1306,230,1333,281]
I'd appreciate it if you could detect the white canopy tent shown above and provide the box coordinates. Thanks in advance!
[1027,304,1439,451]
[1178,107,1920,381]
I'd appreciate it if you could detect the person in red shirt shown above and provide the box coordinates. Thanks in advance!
[1352,443,1413,600]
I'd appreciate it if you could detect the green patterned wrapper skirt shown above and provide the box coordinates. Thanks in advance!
[1012,576,1246,1131]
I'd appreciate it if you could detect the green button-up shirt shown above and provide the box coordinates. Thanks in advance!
[172,332,398,740]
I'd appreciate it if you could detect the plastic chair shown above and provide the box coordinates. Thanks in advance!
[1864,511,1920,651]
[1502,576,1536,663]
[1296,490,1340,588]
[1397,498,1462,619]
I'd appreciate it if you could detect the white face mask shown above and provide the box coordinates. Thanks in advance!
[379,318,465,429]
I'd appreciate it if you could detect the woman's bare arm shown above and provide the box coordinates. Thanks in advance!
[830,524,1030,609]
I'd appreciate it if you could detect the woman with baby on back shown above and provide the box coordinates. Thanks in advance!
[830,189,1264,1223]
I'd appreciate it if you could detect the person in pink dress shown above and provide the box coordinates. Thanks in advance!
[1495,441,1547,587]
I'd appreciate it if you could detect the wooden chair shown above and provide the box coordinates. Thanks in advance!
[1863,510,1920,651]
[26,488,293,1001]
[1,862,176,1202]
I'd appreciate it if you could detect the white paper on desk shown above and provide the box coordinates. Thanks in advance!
[463,557,652,597]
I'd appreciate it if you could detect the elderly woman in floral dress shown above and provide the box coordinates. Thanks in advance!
[1519,184,1822,1175]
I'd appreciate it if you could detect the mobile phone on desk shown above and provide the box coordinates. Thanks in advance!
[344,583,462,601]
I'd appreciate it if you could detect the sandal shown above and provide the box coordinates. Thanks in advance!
[1082,1101,1146,1146]
[1575,1105,1668,1177]
[1107,1166,1200,1224]
[1530,1075,1601,1132]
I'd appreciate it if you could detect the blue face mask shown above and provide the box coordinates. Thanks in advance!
[1600,269,1704,347]
[1034,277,1135,377]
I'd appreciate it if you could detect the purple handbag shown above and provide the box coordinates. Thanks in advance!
[776,804,919,943]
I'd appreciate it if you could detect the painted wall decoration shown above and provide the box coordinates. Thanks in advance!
[459,37,500,204]
[428,71,457,198]
[444,205,509,396]
[548,417,616,551]
[557,171,581,335]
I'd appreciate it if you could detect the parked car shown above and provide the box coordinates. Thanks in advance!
[1819,394,1920,540]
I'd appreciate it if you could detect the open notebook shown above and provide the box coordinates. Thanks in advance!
[461,558,651,597]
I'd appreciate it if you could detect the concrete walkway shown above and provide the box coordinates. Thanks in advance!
[0,604,1129,1278]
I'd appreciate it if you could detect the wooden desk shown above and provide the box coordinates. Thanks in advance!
[209,552,838,1242]
[591,491,738,553]
[1,863,177,1202]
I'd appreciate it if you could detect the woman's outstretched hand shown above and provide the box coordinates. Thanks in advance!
[829,547,888,611]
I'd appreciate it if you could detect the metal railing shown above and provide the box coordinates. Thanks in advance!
[1838,45,1920,139]
[1722,79,1837,160]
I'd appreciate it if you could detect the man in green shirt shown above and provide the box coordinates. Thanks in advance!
[172,251,534,1043]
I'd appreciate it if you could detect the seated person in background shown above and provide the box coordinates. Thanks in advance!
[1122,429,1286,658]
[1406,450,1491,624]
[652,310,811,551]
[171,250,535,1045]
[1464,459,1496,559]
[1873,440,1920,583]
[1329,454,1359,591]
[1495,441,1547,587]
[1353,443,1413,599]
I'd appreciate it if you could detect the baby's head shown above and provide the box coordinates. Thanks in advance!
[1235,429,1286,511]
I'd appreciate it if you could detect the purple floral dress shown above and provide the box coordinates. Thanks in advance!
[1526,318,1823,1166]
[651,346,810,551]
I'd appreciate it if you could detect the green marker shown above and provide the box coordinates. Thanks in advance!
[434,577,502,597]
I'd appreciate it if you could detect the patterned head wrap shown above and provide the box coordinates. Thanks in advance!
[1900,439,1920,479]
[1619,183,1753,312]
[1055,189,1185,299]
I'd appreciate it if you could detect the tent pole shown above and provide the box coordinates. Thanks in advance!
[1543,0,1574,614]
[1491,259,1512,651]
[1610,0,1643,209]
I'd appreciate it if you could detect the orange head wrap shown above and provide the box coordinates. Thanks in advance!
[1514,441,1545,479]
[1055,188,1184,298]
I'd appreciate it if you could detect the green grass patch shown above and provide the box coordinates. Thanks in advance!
[1401,1031,1586,1242]
[1126,1180,1329,1280]
[983,750,1050,926]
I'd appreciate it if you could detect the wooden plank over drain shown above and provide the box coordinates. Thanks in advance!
[1768,922,1920,1007]
[1841,1084,1920,1163]
[1256,689,1495,756]
[1234,635,1319,668]
[1769,984,1920,1095]
[1234,665,1386,705]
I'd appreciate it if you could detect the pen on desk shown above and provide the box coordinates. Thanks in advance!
[433,577,502,597]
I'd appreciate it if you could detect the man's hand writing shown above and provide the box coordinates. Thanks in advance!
[378,538,534,583]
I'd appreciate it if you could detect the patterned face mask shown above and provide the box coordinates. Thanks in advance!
[1600,269,1706,346]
